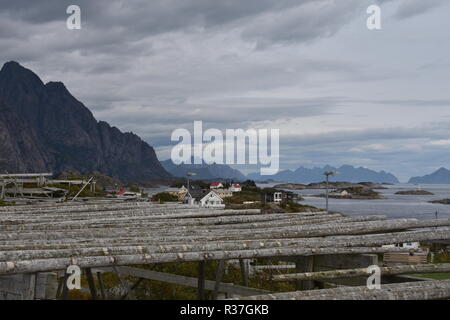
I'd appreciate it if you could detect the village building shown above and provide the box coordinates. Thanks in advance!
[261,190,296,203]
[229,183,242,192]
[210,182,224,189]
[212,189,233,199]
[164,185,189,201]
[184,189,224,208]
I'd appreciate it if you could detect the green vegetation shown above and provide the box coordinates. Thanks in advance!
[133,261,295,300]
[407,252,450,280]
[224,190,261,204]
[0,200,14,206]
[127,184,141,193]
[409,273,450,280]
[152,192,178,203]
[55,171,122,190]
[279,201,317,213]
[340,186,380,197]
[49,183,106,198]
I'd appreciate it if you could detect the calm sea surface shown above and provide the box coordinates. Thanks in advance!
[257,183,450,220]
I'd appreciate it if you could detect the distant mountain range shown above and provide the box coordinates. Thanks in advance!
[248,165,400,183]
[408,168,450,184]
[161,159,246,181]
[0,61,170,182]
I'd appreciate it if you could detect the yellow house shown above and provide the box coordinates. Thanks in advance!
[165,185,189,201]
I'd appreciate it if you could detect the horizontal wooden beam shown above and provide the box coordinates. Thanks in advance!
[96,266,269,297]
[273,263,450,281]
[233,279,450,300]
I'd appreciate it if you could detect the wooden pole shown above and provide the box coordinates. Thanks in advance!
[85,268,97,300]
[97,272,106,299]
[198,261,206,300]
[212,260,226,300]
[239,259,249,287]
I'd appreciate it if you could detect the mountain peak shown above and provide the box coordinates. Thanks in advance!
[2,61,21,70]
[45,81,70,94]
[0,61,44,91]
[1,61,41,80]
[408,167,450,184]
[248,164,399,183]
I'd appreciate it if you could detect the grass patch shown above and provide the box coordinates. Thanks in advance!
[408,273,450,280]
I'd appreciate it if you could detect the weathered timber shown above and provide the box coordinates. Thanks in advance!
[1,228,449,262]
[0,246,414,275]
[234,279,450,300]
[273,263,450,281]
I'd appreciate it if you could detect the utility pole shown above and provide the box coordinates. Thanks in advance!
[323,171,337,212]
[187,172,196,190]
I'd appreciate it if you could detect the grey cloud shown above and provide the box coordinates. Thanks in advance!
[241,0,365,47]
[394,0,447,20]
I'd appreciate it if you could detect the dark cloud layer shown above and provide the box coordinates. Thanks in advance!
[0,0,449,180]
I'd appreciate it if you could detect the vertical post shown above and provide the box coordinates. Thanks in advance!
[60,273,69,300]
[305,256,315,290]
[97,272,106,300]
[85,268,97,300]
[198,261,206,300]
[212,260,226,300]
[325,175,329,212]
[239,259,249,287]
[295,256,315,290]
[0,180,4,200]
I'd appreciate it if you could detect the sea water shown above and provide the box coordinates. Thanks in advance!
[258,183,450,220]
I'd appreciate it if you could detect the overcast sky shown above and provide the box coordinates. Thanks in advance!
[1,0,449,181]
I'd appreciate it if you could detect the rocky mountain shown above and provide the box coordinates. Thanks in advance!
[161,159,246,181]
[0,61,170,182]
[248,164,399,183]
[408,168,450,184]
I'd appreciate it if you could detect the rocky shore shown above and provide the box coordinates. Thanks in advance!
[395,190,434,195]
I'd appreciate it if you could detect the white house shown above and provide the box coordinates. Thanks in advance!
[199,191,224,208]
[184,190,224,208]
[229,184,242,192]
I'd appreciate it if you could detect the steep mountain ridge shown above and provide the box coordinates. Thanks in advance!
[0,61,170,182]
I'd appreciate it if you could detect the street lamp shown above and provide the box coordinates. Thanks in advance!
[187,172,196,190]
[323,171,338,212]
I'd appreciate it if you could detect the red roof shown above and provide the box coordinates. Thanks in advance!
[210,182,222,187]
[232,184,241,187]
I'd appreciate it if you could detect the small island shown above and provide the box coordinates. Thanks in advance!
[274,181,387,190]
[313,186,383,199]
[273,183,307,190]
[429,199,450,205]
[395,190,434,195]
